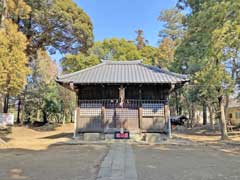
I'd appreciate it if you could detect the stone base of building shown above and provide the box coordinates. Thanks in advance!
[74,132,168,143]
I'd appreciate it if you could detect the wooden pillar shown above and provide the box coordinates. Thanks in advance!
[74,106,80,138]
[138,107,143,130]
[164,102,170,124]
[101,106,106,129]
[138,85,143,130]
[73,84,80,138]
[164,101,172,138]
[119,84,125,105]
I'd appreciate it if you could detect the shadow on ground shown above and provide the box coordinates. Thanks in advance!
[40,132,73,139]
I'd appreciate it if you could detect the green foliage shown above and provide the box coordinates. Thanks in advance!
[61,38,162,73]
[90,38,142,60]
[62,38,143,72]
[173,0,239,138]
[135,29,147,50]
[42,82,62,121]
[139,45,157,65]
[195,64,234,101]
[158,8,185,69]
[157,38,176,68]
[158,7,185,42]
[0,20,30,96]
[62,54,99,73]
[7,0,31,21]
[23,0,93,55]
[24,49,58,121]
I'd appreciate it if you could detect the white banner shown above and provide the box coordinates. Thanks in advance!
[0,113,14,126]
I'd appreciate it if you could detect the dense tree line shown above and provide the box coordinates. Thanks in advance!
[0,0,92,124]
[171,0,239,139]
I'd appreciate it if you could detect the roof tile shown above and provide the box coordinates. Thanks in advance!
[56,60,189,84]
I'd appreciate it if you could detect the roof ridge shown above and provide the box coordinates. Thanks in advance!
[159,68,189,79]
[101,59,142,64]
[141,63,188,79]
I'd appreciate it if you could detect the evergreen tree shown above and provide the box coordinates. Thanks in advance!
[135,29,147,50]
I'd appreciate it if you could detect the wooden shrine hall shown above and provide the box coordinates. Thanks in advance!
[56,60,188,135]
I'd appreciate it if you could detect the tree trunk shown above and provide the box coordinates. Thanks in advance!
[224,95,229,119]
[36,109,40,121]
[175,92,179,115]
[187,108,191,128]
[16,97,22,124]
[218,96,228,140]
[70,111,73,123]
[190,104,196,128]
[42,111,48,124]
[207,104,215,130]
[3,93,9,113]
[20,86,27,124]
[0,94,3,113]
[62,113,66,125]
[203,103,207,125]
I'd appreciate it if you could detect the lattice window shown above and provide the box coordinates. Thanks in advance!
[142,103,165,117]
[79,103,102,116]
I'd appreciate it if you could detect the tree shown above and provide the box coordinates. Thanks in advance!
[139,45,157,65]
[158,7,185,42]
[23,49,59,123]
[23,0,93,56]
[61,38,161,73]
[90,38,142,60]
[62,54,99,73]
[7,0,31,22]
[0,20,30,113]
[157,38,175,68]
[174,0,238,139]
[157,8,185,69]
[58,86,75,124]
[135,29,147,50]
[195,64,233,138]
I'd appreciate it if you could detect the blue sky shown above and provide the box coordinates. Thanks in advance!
[74,0,177,46]
[52,0,177,62]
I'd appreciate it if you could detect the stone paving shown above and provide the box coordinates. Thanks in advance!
[96,141,138,180]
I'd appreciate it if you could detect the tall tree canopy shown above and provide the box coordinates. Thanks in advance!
[62,38,160,73]
[22,0,94,55]
[135,29,147,50]
[0,20,30,112]
[90,38,141,60]
[174,0,239,139]
[157,8,185,68]
[158,7,185,42]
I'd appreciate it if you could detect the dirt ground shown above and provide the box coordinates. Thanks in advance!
[173,131,240,143]
[0,144,107,180]
[0,124,74,150]
[0,124,108,180]
[1,125,240,180]
[134,144,240,180]
[174,133,240,142]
